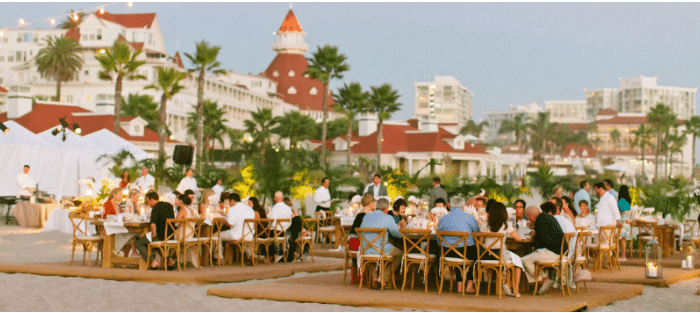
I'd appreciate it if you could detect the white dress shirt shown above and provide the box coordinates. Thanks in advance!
[176,177,199,194]
[134,174,155,193]
[269,201,293,230]
[575,214,597,230]
[226,202,255,240]
[596,191,620,227]
[553,214,577,258]
[16,173,35,197]
[212,184,224,197]
[364,183,382,199]
[313,186,331,209]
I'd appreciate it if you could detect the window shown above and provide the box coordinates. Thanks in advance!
[82,34,88,40]
[288,70,295,77]
[272,71,279,77]
[16,51,21,62]
[97,29,102,40]
[7,56,13,62]
[309,87,317,95]
[89,34,95,40]
[288,86,297,94]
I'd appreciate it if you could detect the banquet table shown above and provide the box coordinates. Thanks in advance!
[14,202,57,228]
[42,208,96,235]
[92,220,149,270]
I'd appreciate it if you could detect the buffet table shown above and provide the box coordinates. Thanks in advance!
[14,202,57,228]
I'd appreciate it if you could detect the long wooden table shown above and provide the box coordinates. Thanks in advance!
[92,220,149,270]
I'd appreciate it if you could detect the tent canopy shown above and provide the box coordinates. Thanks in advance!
[0,121,53,147]
[603,163,633,173]
[38,126,107,153]
[83,129,152,161]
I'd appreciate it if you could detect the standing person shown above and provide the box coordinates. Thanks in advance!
[177,169,199,194]
[313,177,333,212]
[573,181,591,214]
[552,185,564,198]
[364,174,388,199]
[133,167,155,193]
[16,165,36,198]
[119,170,131,189]
[604,179,619,200]
[212,178,224,198]
[429,177,448,209]
[437,196,480,294]
[135,191,176,270]
[617,185,632,261]
[521,205,566,295]
[102,188,123,218]
[594,182,620,227]
[359,198,406,289]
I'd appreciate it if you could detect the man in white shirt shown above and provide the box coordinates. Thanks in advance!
[134,167,155,193]
[16,165,36,198]
[212,178,224,198]
[219,193,255,260]
[269,191,293,231]
[364,174,388,199]
[313,177,332,212]
[176,169,199,194]
[594,182,620,227]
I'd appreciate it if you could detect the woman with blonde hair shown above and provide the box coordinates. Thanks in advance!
[199,188,216,214]
[102,187,123,218]
[124,189,141,214]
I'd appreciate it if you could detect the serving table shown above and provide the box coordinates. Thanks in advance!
[92,220,149,270]
[14,202,57,228]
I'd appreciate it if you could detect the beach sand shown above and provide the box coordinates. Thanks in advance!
[1,223,699,311]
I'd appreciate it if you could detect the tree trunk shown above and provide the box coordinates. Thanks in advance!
[346,118,353,166]
[693,134,697,179]
[113,74,123,134]
[195,68,205,174]
[320,81,329,170]
[376,119,383,172]
[55,75,61,102]
[158,95,168,160]
[654,131,660,179]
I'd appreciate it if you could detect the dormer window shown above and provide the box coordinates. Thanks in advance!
[582,149,589,157]
[288,70,295,77]
[309,87,317,95]
[288,86,297,94]
[569,150,576,157]
[272,70,279,77]
[133,125,141,134]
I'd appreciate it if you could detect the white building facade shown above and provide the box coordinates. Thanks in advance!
[483,102,542,144]
[414,76,473,128]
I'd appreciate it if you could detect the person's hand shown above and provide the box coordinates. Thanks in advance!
[399,220,407,229]
[530,230,536,237]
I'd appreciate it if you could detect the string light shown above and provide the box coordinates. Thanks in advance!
[99,7,105,14]
[0,2,123,34]
[18,19,25,26]
[49,19,56,26]
[127,2,133,8]
[71,13,79,22]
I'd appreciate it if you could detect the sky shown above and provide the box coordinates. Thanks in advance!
[2,2,700,122]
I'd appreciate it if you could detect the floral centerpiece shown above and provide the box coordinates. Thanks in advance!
[73,195,100,214]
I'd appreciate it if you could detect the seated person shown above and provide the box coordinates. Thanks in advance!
[134,191,176,270]
[437,196,480,294]
[359,197,405,289]
[218,193,256,261]
[430,198,448,216]
[175,195,201,269]
[574,200,596,230]
[514,199,531,235]
[483,201,523,298]
[102,188,123,218]
[521,204,566,295]
[388,198,407,224]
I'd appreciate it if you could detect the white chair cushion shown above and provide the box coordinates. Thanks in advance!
[76,235,102,241]
[319,226,336,231]
[639,236,654,240]
[405,253,435,260]
[443,257,468,263]
[302,236,313,240]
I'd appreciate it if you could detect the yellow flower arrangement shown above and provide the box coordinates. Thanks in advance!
[232,165,257,198]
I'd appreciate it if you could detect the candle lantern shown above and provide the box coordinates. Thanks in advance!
[644,238,663,279]
[681,242,695,269]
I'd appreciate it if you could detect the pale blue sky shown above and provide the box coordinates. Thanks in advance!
[2,2,700,122]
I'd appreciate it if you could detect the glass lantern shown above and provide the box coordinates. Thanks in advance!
[682,242,695,269]
[644,238,663,279]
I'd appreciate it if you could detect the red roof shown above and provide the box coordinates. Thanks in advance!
[172,52,185,69]
[562,143,597,158]
[0,102,177,143]
[278,10,303,32]
[564,122,591,132]
[0,86,7,93]
[65,27,80,41]
[597,108,618,115]
[263,53,334,112]
[116,35,144,50]
[96,11,156,28]
[596,116,647,125]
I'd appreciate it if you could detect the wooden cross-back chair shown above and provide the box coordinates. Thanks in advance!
[571,231,592,292]
[272,218,290,263]
[399,228,436,293]
[356,228,397,291]
[147,218,182,271]
[225,219,257,266]
[683,219,700,254]
[435,230,473,296]
[315,211,336,246]
[589,226,616,272]
[473,232,514,299]
[200,218,223,266]
[296,218,318,263]
[253,218,274,263]
[339,224,357,284]
[633,221,657,258]
[69,211,103,266]
[180,217,204,269]
[534,233,575,296]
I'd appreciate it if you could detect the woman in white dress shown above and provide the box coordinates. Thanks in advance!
[484,201,524,298]
[175,194,201,269]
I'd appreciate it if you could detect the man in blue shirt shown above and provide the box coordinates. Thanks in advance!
[437,196,480,293]
[604,179,619,200]
[573,180,591,215]
[359,198,406,288]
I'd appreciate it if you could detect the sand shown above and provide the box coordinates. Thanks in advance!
[1,223,699,311]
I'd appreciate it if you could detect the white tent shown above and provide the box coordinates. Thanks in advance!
[603,163,633,174]
[83,129,152,161]
[0,121,53,147]
[38,126,106,152]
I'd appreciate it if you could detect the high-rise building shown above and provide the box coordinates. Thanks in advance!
[545,100,587,123]
[483,102,542,144]
[583,76,696,120]
[414,76,473,127]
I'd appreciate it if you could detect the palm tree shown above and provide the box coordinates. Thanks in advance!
[498,113,528,154]
[683,116,700,178]
[647,104,677,178]
[610,128,621,149]
[333,82,369,166]
[528,112,558,159]
[186,100,229,165]
[244,108,279,162]
[368,83,401,171]
[461,120,490,138]
[120,93,159,132]
[184,41,225,173]
[35,35,83,102]
[56,10,85,29]
[668,126,687,177]
[272,111,316,149]
[305,44,349,169]
[145,67,187,160]
[96,40,146,134]
[632,124,654,184]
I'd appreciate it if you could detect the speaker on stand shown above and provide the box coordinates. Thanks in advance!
[172,145,194,166]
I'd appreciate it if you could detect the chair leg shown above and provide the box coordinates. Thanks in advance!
[401,261,408,291]
[533,265,540,296]
[70,242,77,266]
[424,262,430,293]
[438,265,445,295]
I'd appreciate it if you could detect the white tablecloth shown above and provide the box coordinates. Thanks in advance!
[42,208,96,236]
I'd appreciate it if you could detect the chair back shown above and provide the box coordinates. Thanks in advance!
[302,218,319,239]
[356,227,388,257]
[242,218,257,242]
[635,221,657,237]
[435,230,470,261]
[254,218,274,240]
[273,218,291,239]
[211,218,225,240]
[573,231,592,260]
[68,211,91,238]
[684,219,698,237]
[182,217,204,240]
[164,219,185,242]
[575,226,586,232]
[598,225,617,248]
[314,211,327,226]
[561,232,575,260]
[472,232,506,265]
[400,228,431,257]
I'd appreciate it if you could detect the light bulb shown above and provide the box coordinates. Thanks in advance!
[99,7,105,14]
[18,19,25,26]
[49,19,56,25]
[72,13,79,22]
[127,2,133,8]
